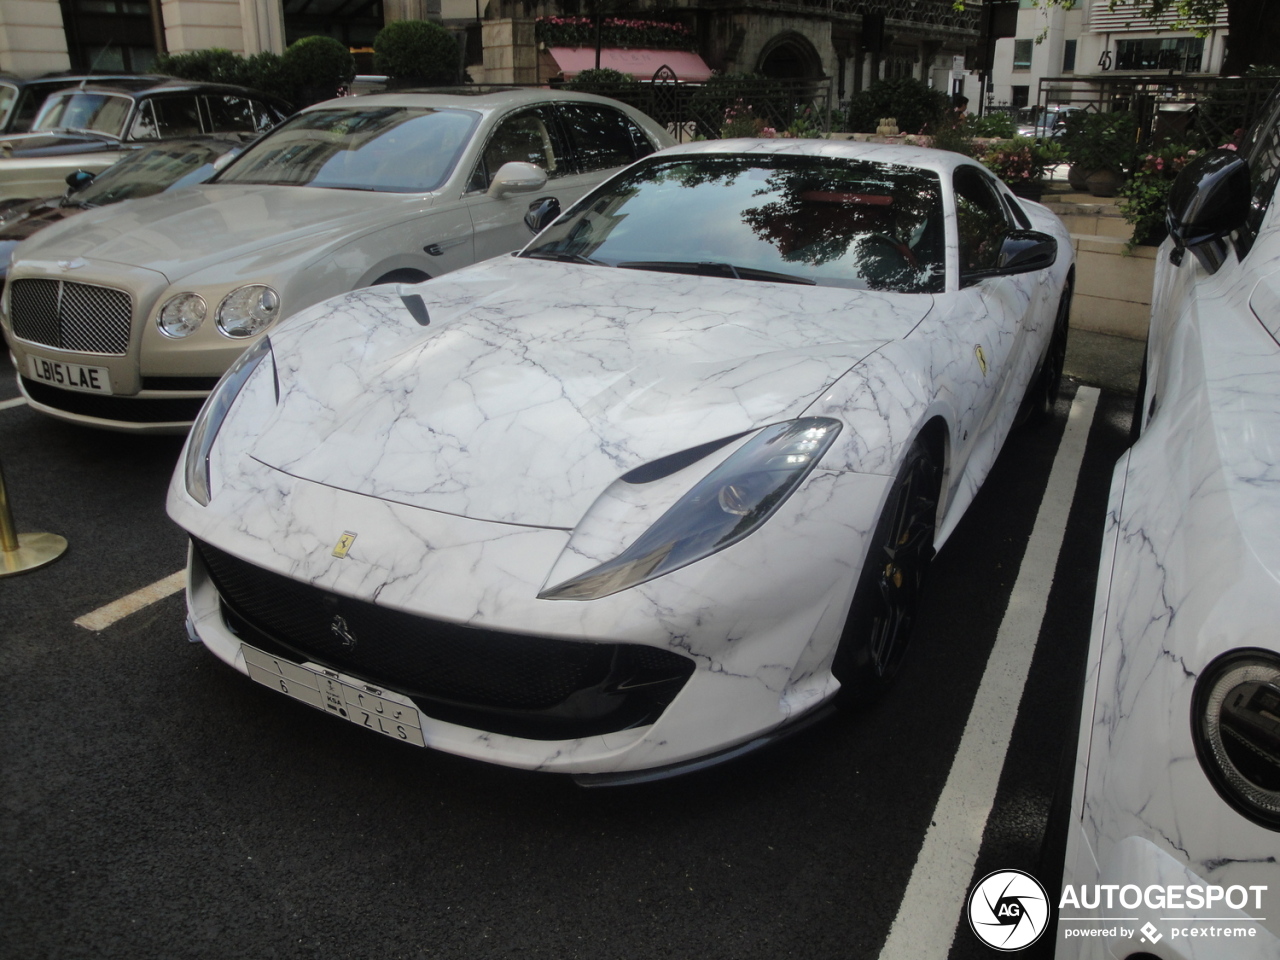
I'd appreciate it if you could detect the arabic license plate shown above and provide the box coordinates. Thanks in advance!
[242,644,426,747]
[27,355,112,394]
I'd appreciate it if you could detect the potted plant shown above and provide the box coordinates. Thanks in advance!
[1060,110,1137,197]
[1119,143,1202,248]
[979,136,1061,200]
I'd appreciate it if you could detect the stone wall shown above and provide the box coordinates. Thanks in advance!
[0,0,70,75]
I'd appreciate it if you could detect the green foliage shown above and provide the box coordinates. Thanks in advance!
[154,48,251,85]
[967,111,1016,138]
[1060,110,1139,173]
[154,47,293,106]
[373,19,460,83]
[564,67,636,93]
[535,17,695,51]
[1119,142,1201,247]
[928,114,976,156]
[979,136,1061,186]
[845,78,948,135]
[283,35,355,105]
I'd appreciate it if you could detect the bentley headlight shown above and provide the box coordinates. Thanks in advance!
[540,418,841,600]
[216,284,279,338]
[1193,649,1280,830]
[157,293,207,338]
[184,337,275,506]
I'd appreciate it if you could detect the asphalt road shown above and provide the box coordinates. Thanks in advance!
[0,349,1135,960]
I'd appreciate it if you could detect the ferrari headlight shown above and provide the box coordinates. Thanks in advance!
[184,337,275,506]
[216,284,279,338]
[157,293,207,338]
[1193,649,1280,830]
[540,418,841,600]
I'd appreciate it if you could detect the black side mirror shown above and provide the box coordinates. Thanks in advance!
[997,230,1057,273]
[65,169,95,192]
[1166,149,1250,273]
[524,196,561,234]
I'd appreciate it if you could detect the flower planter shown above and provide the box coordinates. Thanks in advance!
[1008,181,1045,201]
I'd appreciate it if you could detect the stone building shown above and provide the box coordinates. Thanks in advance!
[988,0,1229,112]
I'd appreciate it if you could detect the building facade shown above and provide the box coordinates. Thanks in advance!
[988,0,1228,112]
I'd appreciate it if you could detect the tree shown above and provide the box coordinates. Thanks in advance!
[958,0,1280,75]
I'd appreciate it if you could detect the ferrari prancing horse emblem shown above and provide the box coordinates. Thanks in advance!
[974,344,988,377]
[332,531,357,558]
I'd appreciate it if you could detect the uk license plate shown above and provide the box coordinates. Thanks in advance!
[241,644,426,747]
[27,355,112,394]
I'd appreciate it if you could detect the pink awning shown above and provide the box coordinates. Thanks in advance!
[547,47,714,82]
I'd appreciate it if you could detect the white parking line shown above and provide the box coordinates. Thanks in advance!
[74,570,187,631]
[0,397,26,411]
[877,386,1101,960]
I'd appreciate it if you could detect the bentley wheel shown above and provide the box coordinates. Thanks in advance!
[833,437,941,701]
[1016,279,1073,427]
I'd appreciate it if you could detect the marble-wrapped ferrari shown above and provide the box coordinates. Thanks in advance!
[166,139,1073,783]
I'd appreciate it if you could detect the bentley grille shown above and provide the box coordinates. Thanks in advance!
[10,278,133,355]
[193,539,695,740]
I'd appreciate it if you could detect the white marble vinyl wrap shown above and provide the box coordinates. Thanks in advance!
[1060,222,1280,954]
[167,168,1073,773]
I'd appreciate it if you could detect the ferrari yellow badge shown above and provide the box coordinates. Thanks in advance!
[332,531,357,558]
[975,344,988,377]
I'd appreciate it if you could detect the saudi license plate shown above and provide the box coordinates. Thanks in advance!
[242,644,426,747]
[27,355,112,394]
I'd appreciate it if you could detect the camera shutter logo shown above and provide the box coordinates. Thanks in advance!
[967,869,1050,951]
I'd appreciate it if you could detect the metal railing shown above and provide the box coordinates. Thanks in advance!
[1034,74,1280,149]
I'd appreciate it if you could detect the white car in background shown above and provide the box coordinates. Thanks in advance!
[166,139,1074,784]
[0,88,671,431]
[1057,86,1280,956]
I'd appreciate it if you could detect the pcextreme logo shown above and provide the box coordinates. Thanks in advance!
[967,869,1050,951]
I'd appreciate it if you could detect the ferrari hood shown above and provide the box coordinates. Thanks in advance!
[14,183,435,281]
[250,257,933,528]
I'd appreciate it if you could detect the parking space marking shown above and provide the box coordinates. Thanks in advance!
[0,397,26,411]
[74,570,186,631]
[878,386,1101,960]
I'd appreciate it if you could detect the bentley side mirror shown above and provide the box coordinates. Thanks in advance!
[996,230,1057,274]
[1166,150,1251,274]
[488,161,548,199]
[524,196,561,233]
[65,169,95,192]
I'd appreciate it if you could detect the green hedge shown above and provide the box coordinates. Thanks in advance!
[373,19,459,84]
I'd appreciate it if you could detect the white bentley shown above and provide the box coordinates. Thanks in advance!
[167,139,1074,783]
[1,88,670,431]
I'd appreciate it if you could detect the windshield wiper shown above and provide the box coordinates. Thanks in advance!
[617,260,815,285]
[522,250,608,266]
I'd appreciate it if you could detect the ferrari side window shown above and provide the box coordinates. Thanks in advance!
[954,165,1010,277]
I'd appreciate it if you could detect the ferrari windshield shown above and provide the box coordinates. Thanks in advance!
[33,92,133,138]
[215,106,479,193]
[73,140,231,206]
[523,154,946,293]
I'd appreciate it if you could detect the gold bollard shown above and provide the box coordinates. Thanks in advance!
[0,458,67,576]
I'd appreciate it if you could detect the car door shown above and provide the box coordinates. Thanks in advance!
[944,164,1044,461]
[465,105,580,262]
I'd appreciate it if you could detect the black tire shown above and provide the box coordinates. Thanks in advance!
[832,436,941,701]
[1016,278,1073,427]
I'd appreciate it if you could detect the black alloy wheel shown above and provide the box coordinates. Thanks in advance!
[833,436,941,701]
[1016,278,1073,426]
